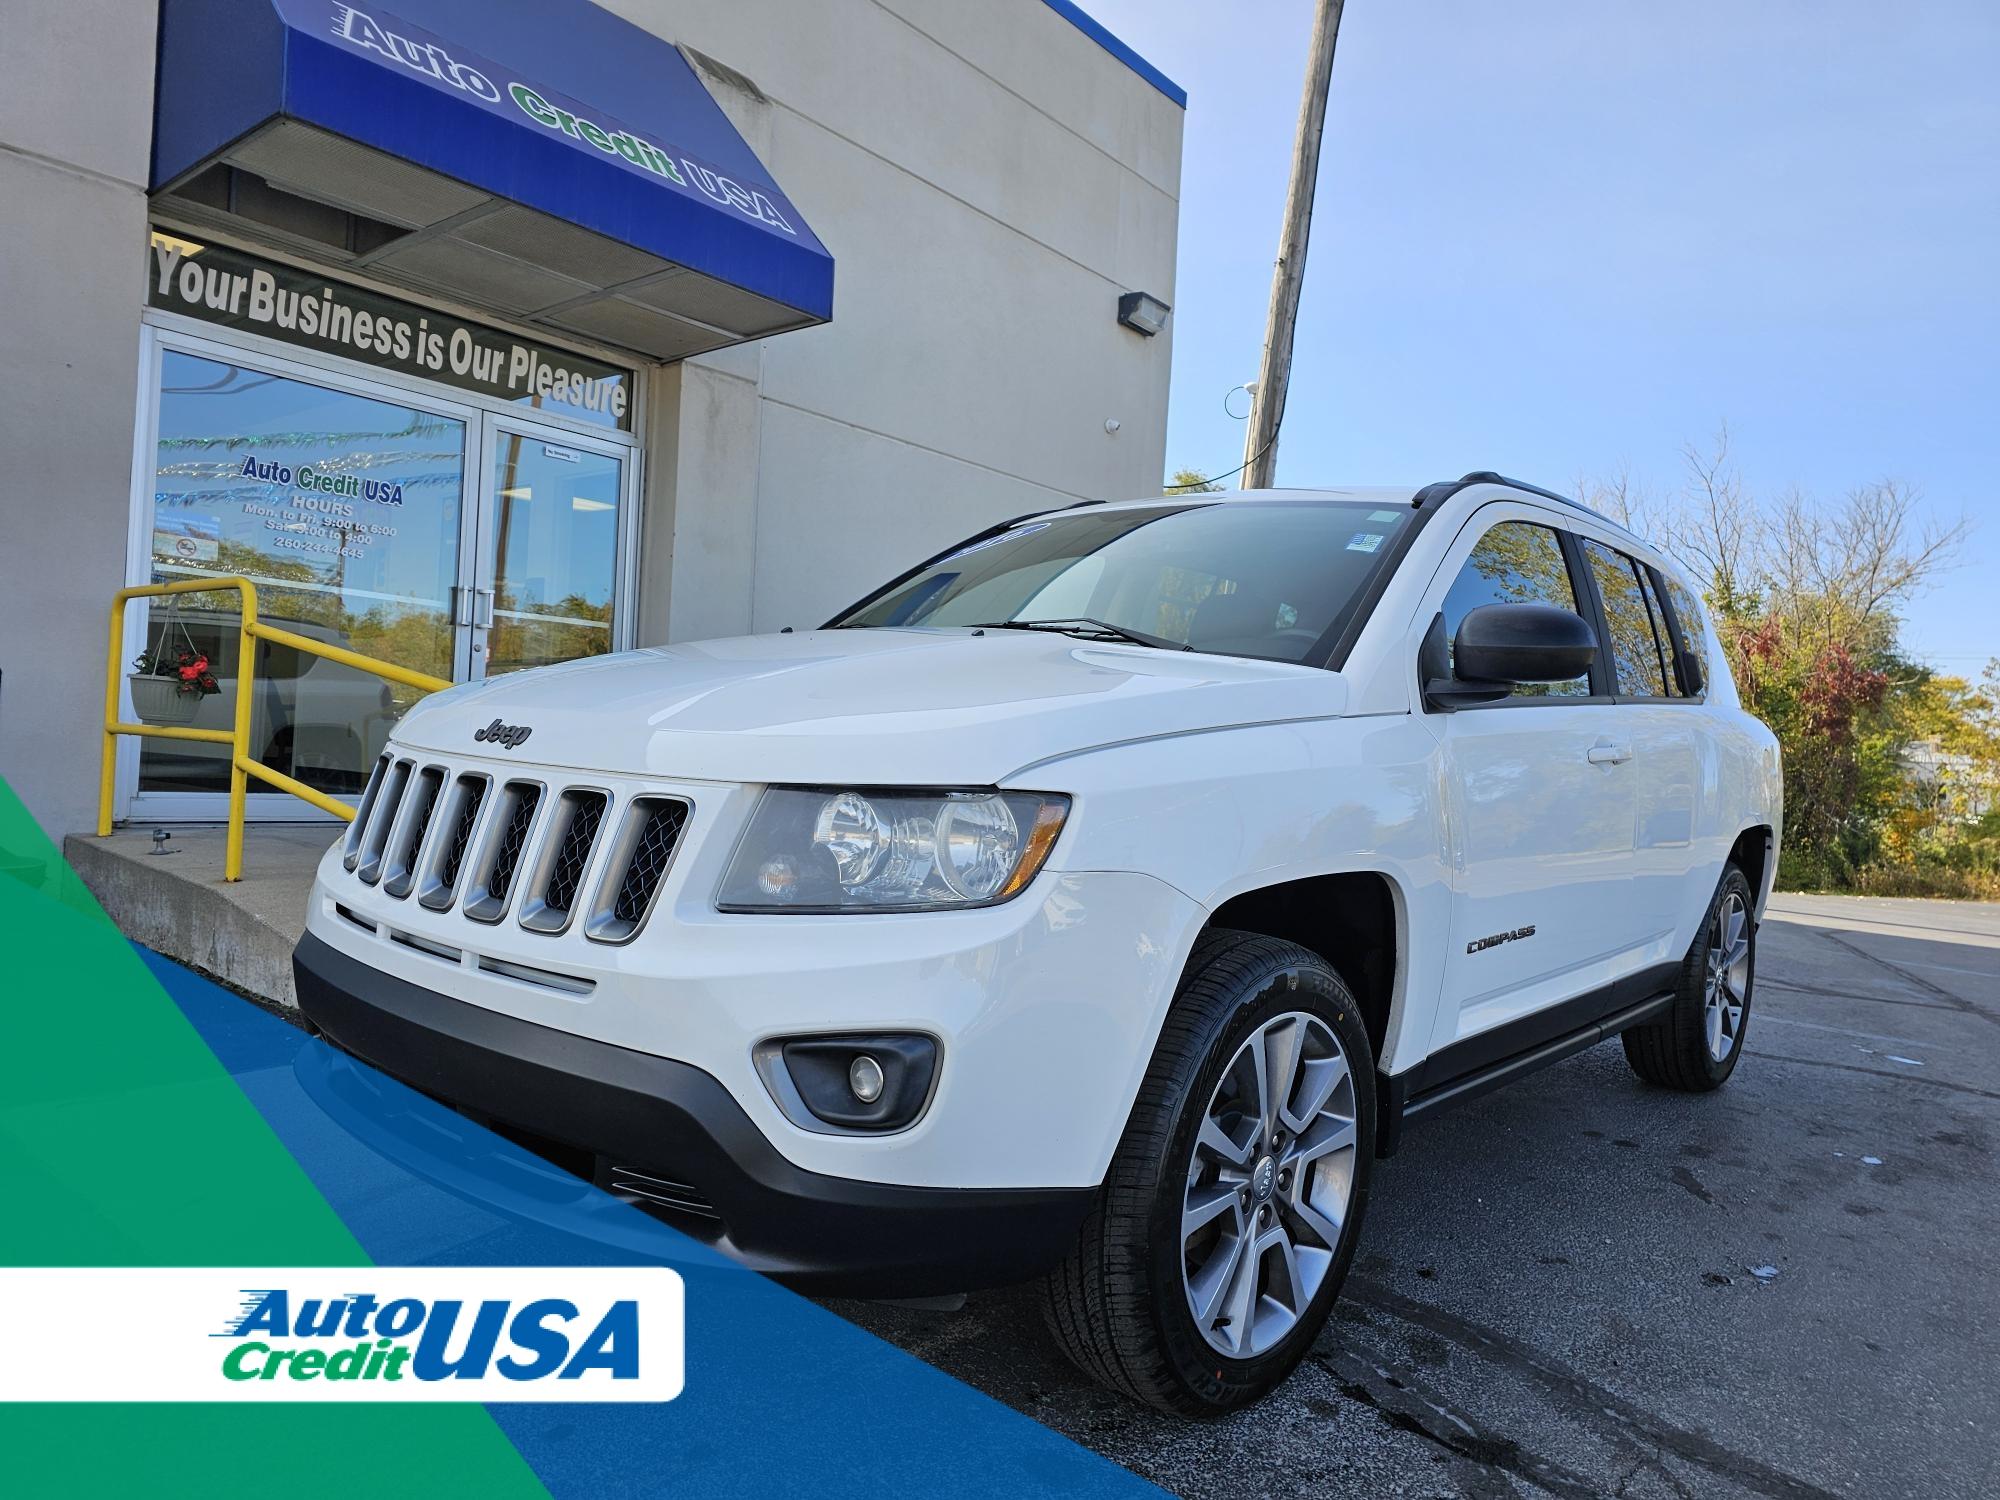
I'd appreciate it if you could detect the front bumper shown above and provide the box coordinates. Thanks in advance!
[295,931,1092,1295]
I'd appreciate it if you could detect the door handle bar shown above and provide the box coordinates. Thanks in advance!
[1586,742,1633,765]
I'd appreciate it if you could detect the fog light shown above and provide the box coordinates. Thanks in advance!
[849,1054,885,1103]
[767,1034,938,1133]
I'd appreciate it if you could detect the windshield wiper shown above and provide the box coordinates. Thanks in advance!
[969,618,1190,651]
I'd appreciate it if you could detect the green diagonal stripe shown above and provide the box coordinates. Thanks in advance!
[0,779,547,1498]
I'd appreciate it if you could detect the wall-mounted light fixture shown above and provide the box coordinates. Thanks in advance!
[1116,290,1171,337]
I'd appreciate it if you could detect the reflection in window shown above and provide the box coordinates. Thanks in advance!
[486,436,622,675]
[1662,573,1709,697]
[141,351,465,796]
[1583,540,1671,697]
[1439,522,1590,697]
[836,502,1408,664]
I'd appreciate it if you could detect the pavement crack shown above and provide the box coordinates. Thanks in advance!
[1814,929,1999,1029]
[1346,1278,1844,1500]
[1311,1345,1604,1500]
[1745,1048,2000,1103]
[1757,978,1957,1013]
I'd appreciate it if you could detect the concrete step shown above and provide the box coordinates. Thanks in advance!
[64,824,333,1006]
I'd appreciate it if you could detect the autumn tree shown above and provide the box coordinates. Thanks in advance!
[1592,432,1978,890]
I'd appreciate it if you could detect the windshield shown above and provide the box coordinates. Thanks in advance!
[830,501,1411,663]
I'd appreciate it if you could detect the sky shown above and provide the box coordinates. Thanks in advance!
[1081,0,1998,675]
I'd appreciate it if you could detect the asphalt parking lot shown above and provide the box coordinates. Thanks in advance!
[838,895,2000,1499]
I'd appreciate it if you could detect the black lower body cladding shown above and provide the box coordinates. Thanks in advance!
[291,931,1091,1296]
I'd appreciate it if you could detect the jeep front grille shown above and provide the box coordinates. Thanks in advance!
[343,756,391,872]
[353,759,411,885]
[587,798,691,943]
[421,774,488,911]
[519,789,609,934]
[340,754,689,943]
[381,765,443,899]
[547,793,606,913]
[464,781,542,923]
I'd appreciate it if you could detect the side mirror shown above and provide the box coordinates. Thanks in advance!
[1422,603,1597,710]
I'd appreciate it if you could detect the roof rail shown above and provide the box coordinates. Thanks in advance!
[1454,470,1577,507]
[1414,471,1623,530]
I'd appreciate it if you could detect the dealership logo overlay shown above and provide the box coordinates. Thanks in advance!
[0,1267,683,1402]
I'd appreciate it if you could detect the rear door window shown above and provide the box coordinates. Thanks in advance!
[1582,540,1672,698]
[1635,568,1686,698]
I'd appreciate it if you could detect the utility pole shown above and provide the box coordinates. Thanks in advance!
[1241,0,1346,489]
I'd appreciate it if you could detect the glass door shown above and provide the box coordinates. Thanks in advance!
[135,345,475,814]
[471,420,627,679]
[125,330,635,824]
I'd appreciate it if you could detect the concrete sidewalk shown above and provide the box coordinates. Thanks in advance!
[64,824,330,1005]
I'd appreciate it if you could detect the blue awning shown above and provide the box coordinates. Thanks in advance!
[152,0,833,359]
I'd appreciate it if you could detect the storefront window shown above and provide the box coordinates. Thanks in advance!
[141,351,466,797]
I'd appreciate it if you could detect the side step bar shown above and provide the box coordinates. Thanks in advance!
[1374,990,1674,1157]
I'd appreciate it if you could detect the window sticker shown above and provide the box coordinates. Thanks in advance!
[1345,531,1385,553]
[1368,509,1403,522]
[152,514,220,566]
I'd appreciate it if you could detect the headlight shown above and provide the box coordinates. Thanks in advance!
[717,788,1069,912]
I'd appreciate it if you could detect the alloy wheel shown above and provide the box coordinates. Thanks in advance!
[1704,891,1752,1062]
[1181,1010,1358,1359]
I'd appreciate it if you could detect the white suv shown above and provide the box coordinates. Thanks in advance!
[295,474,1781,1414]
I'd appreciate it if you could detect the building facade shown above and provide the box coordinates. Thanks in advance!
[0,0,1183,839]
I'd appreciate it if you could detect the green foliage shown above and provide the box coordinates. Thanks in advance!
[1164,467,1224,495]
[1610,434,1990,898]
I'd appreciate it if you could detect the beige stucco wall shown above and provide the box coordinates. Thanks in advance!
[0,3,160,839]
[616,0,1184,637]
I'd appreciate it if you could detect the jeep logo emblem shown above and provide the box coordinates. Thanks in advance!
[1251,1155,1277,1202]
[473,718,534,750]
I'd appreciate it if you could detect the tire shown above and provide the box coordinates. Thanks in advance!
[1041,930,1375,1415]
[1622,864,1757,1091]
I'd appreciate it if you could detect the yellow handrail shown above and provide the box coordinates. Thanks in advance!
[99,575,450,880]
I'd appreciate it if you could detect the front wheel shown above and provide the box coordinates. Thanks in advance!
[1041,931,1375,1415]
[1623,864,1757,1091]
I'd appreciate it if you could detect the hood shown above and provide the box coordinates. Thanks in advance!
[393,629,1347,785]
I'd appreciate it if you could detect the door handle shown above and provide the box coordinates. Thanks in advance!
[449,585,474,627]
[1587,740,1633,765]
[473,588,495,628]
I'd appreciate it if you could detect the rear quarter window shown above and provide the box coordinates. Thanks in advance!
[1661,572,1712,698]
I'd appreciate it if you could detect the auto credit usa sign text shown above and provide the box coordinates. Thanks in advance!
[321,1,800,235]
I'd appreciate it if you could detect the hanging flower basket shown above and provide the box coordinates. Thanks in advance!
[128,670,203,725]
[129,594,220,727]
